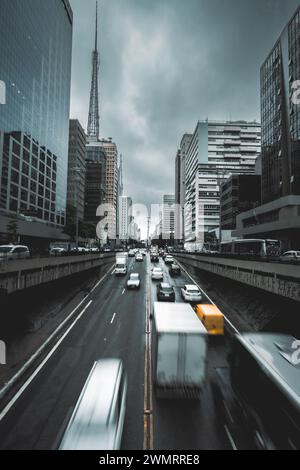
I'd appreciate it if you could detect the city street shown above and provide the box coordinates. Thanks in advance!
[0,254,247,450]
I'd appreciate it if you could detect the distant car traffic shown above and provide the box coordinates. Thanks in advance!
[150,253,159,262]
[126,273,141,289]
[156,283,175,302]
[151,267,164,280]
[181,284,202,303]
[0,245,30,260]
[169,263,181,276]
[280,251,300,261]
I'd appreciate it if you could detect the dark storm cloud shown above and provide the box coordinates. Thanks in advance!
[69,0,300,214]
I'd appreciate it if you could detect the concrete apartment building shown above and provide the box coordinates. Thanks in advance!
[184,120,261,249]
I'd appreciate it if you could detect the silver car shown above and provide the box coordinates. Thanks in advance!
[59,359,127,450]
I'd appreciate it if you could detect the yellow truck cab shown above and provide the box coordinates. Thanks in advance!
[195,304,224,335]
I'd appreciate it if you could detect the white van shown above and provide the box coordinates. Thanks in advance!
[59,359,127,450]
[115,256,127,275]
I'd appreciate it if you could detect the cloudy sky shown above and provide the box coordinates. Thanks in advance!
[69,0,299,235]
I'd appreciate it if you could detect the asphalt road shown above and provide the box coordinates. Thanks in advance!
[0,254,245,450]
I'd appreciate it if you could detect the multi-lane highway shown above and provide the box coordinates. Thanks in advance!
[0,253,251,450]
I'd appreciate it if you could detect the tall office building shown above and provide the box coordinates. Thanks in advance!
[261,7,300,203]
[119,196,132,241]
[100,138,118,238]
[234,6,300,248]
[84,141,106,225]
[175,149,181,207]
[184,120,261,248]
[220,174,261,230]
[67,120,86,223]
[162,194,175,239]
[0,0,73,243]
[174,134,193,241]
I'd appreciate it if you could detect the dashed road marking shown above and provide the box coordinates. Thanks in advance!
[110,312,117,324]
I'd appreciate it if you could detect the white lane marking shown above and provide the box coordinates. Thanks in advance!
[176,260,239,335]
[122,288,125,295]
[110,312,117,324]
[0,264,114,403]
[224,424,238,450]
[0,301,93,422]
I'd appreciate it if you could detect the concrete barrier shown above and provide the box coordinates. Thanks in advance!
[0,254,114,295]
[174,253,300,303]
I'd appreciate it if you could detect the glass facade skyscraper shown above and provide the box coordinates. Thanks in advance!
[261,5,300,204]
[0,0,73,228]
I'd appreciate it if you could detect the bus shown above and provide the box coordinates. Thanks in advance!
[220,239,281,258]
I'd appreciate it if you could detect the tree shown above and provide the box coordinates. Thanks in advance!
[64,204,77,239]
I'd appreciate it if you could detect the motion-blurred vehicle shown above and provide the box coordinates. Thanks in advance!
[128,249,135,257]
[151,267,164,280]
[212,333,300,450]
[169,263,181,276]
[126,273,140,289]
[152,302,208,398]
[59,359,127,450]
[181,284,202,303]
[156,283,175,302]
[0,244,30,260]
[280,251,300,261]
[164,255,174,265]
[49,247,67,256]
[135,253,143,262]
[195,304,224,335]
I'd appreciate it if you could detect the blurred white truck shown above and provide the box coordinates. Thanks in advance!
[152,302,208,398]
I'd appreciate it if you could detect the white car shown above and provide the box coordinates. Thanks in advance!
[151,267,164,280]
[127,273,140,289]
[0,245,30,260]
[280,251,300,261]
[135,253,143,262]
[181,284,202,302]
[165,255,174,265]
